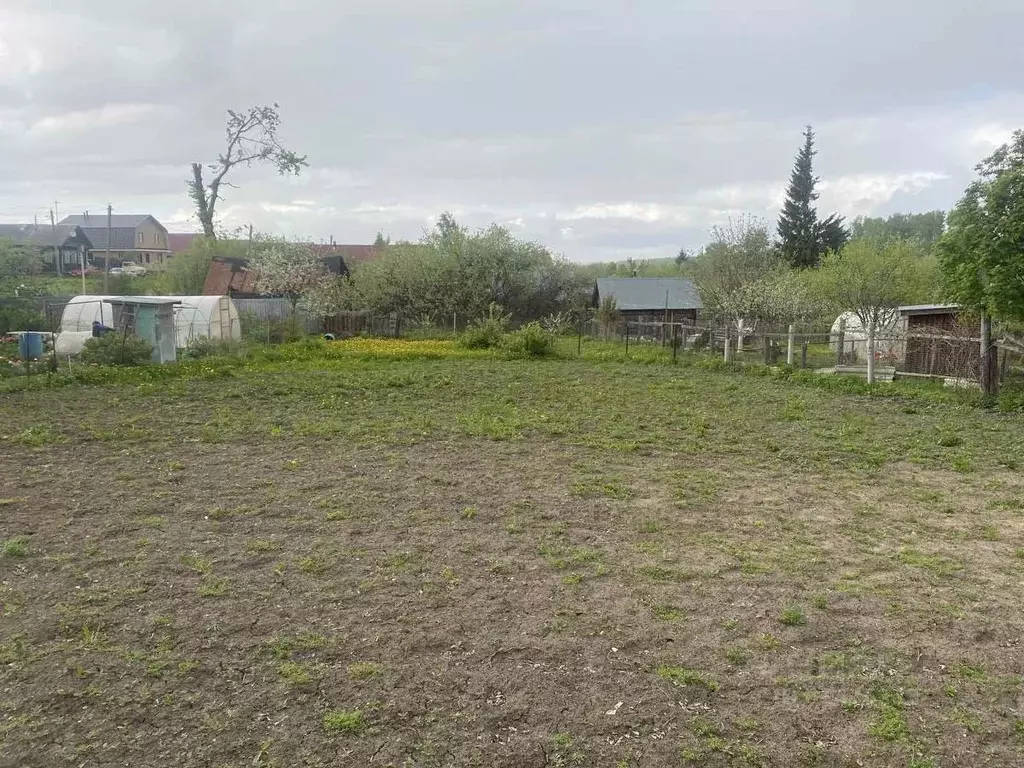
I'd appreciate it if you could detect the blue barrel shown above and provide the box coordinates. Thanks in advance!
[18,332,44,360]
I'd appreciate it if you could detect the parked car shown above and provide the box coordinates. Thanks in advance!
[70,265,101,277]
[108,263,147,277]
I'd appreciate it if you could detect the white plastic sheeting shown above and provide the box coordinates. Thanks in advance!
[56,295,241,356]
[829,311,903,363]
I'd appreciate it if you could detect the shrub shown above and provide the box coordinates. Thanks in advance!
[180,336,244,360]
[540,311,575,335]
[459,303,511,349]
[0,304,46,335]
[503,322,555,358]
[80,334,153,366]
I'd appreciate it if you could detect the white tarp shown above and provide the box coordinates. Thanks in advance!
[829,311,903,363]
[56,295,241,356]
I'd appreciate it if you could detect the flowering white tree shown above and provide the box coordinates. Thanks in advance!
[249,239,328,315]
[301,275,350,318]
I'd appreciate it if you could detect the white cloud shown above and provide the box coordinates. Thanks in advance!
[557,203,697,225]
[819,172,948,217]
[1,0,1023,264]
[28,104,170,137]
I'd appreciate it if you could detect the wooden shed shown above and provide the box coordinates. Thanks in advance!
[899,304,978,378]
[593,278,703,325]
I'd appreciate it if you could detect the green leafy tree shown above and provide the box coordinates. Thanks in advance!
[350,214,586,323]
[189,104,307,239]
[814,238,937,382]
[851,211,945,247]
[777,126,848,268]
[938,130,1024,321]
[0,239,45,281]
[163,236,247,295]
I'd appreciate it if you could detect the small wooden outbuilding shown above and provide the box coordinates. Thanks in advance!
[899,304,978,378]
[593,278,703,324]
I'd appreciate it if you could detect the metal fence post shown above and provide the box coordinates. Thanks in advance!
[787,324,795,366]
[724,329,732,362]
[624,321,629,356]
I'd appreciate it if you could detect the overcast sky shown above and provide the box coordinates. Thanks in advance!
[1,0,1023,262]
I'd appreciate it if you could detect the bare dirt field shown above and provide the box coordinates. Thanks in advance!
[2,351,1023,767]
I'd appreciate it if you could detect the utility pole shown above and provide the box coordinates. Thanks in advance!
[247,223,254,257]
[50,208,60,281]
[53,201,62,276]
[104,203,112,294]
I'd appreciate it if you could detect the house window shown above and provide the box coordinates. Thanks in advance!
[137,231,143,245]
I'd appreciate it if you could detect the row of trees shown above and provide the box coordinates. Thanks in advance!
[179,105,1024,395]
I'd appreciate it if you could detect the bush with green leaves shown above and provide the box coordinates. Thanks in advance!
[459,303,511,349]
[0,304,46,335]
[180,336,245,360]
[502,322,555,358]
[80,333,153,366]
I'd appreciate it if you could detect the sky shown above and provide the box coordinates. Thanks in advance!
[1,0,1023,263]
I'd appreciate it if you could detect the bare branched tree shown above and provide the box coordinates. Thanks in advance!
[188,104,307,239]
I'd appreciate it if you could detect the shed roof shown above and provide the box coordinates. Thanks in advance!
[595,277,702,311]
[202,257,259,296]
[898,303,961,316]
[105,296,182,306]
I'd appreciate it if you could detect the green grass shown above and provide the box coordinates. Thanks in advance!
[779,605,806,626]
[3,536,29,557]
[868,683,911,743]
[3,340,1024,766]
[655,665,720,692]
[322,708,365,734]
[347,662,382,680]
[278,661,314,685]
[298,555,328,574]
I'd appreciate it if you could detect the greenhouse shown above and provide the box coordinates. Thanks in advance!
[55,295,241,358]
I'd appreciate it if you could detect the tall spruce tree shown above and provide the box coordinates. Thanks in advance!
[777,125,848,268]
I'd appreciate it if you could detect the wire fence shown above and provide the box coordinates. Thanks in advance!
[578,317,1020,387]
[5,293,1023,389]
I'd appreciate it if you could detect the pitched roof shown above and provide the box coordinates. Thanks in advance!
[309,243,381,267]
[595,277,703,311]
[0,223,89,247]
[76,227,139,250]
[167,233,200,254]
[202,257,259,296]
[60,214,158,229]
